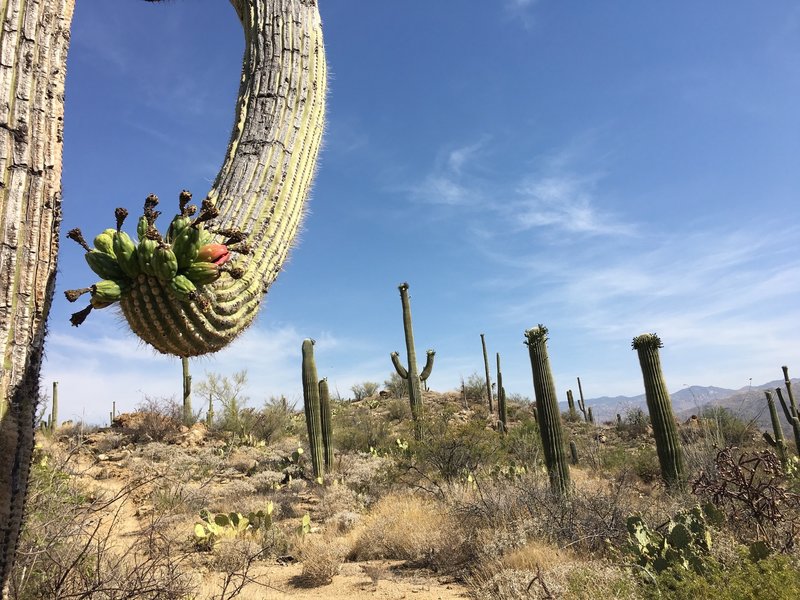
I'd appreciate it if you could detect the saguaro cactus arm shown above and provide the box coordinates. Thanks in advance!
[481,334,494,413]
[765,390,789,468]
[419,350,436,382]
[67,0,327,357]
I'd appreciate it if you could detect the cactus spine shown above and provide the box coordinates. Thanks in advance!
[51,381,59,431]
[496,352,507,433]
[391,283,435,441]
[182,357,192,426]
[632,333,686,489]
[764,390,789,468]
[481,334,494,413]
[524,325,571,496]
[319,378,334,471]
[301,339,325,479]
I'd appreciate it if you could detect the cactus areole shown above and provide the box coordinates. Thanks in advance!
[524,325,571,496]
[65,0,327,357]
[632,333,686,489]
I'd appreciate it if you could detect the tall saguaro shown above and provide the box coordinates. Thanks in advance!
[0,0,75,591]
[1,0,327,592]
[480,334,493,413]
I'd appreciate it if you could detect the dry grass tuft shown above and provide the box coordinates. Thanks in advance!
[296,535,348,587]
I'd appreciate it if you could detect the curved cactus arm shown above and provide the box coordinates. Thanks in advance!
[419,350,436,382]
[70,0,327,357]
[782,366,797,413]
[775,388,800,457]
[391,351,409,379]
[765,390,789,468]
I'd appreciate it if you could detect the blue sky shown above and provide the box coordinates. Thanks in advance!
[44,0,800,424]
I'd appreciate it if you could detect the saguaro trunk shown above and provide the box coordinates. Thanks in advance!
[0,0,75,592]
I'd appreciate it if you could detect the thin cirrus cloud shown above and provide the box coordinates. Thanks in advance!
[408,138,633,238]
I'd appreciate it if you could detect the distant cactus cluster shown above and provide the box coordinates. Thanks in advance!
[65,191,251,356]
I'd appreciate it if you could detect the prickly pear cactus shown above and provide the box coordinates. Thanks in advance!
[65,0,327,357]
[626,506,714,574]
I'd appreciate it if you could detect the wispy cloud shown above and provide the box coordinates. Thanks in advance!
[406,135,634,237]
[512,175,634,235]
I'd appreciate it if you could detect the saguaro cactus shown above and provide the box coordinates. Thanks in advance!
[632,333,686,489]
[566,389,578,421]
[319,378,334,471]
[576,377,589,422]
[301,339,324,480]
[481,334,494,413]
[524,325,571,496]
[569,440,579,465]
[777,366,800,456]
[496,352,507,433]
[764,390,789,469]
[51,382,59,432]
[391,283,435,441]
[0,0,74,589]
[182,357,192,426]
[65,0,327,357]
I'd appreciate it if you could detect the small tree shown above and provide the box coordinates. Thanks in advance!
[196,371,251,435]
[351,382,380,401]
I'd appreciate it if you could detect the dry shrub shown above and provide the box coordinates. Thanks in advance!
[501,540,575,571]
[469,561,637,600]
[296,535,347,587]
[349,493,468,569]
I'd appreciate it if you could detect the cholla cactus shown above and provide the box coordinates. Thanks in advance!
[632,333,686,489]
[524,325,570,496]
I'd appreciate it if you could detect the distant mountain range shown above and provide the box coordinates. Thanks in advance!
[567,378,800,430]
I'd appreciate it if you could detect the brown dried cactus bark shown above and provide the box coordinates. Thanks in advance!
[0,0,74,593]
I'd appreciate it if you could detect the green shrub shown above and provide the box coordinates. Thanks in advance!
[333,406,392,453]
[701,406,754,446]
[383,372,407,398]
[351,381,380,401]
[642,553,800,600]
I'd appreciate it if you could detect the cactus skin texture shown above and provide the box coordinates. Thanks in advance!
[391,283,435,441]
[524,325,571,496]
[764,390,789,469]
[301,339,325,480]
[496,353,507,433]
[319,378,334,471]
[632,333,686,489]
[66,0,327,357]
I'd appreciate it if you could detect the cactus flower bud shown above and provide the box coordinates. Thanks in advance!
[197,243,230,265]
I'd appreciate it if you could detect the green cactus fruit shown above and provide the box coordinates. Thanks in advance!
[137,236,159,276]
[136,215,149,241]
[632,333,686,489]
[91,280,128,304]
[184,261,221,285]
[94,228,117,256]
[166,214,192,244]
[85,250,125,280]
[524,324,571,496]
[151,243,179,281]
[172,225,203,269]
[169,274,197,302]
[113,231,139,278]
